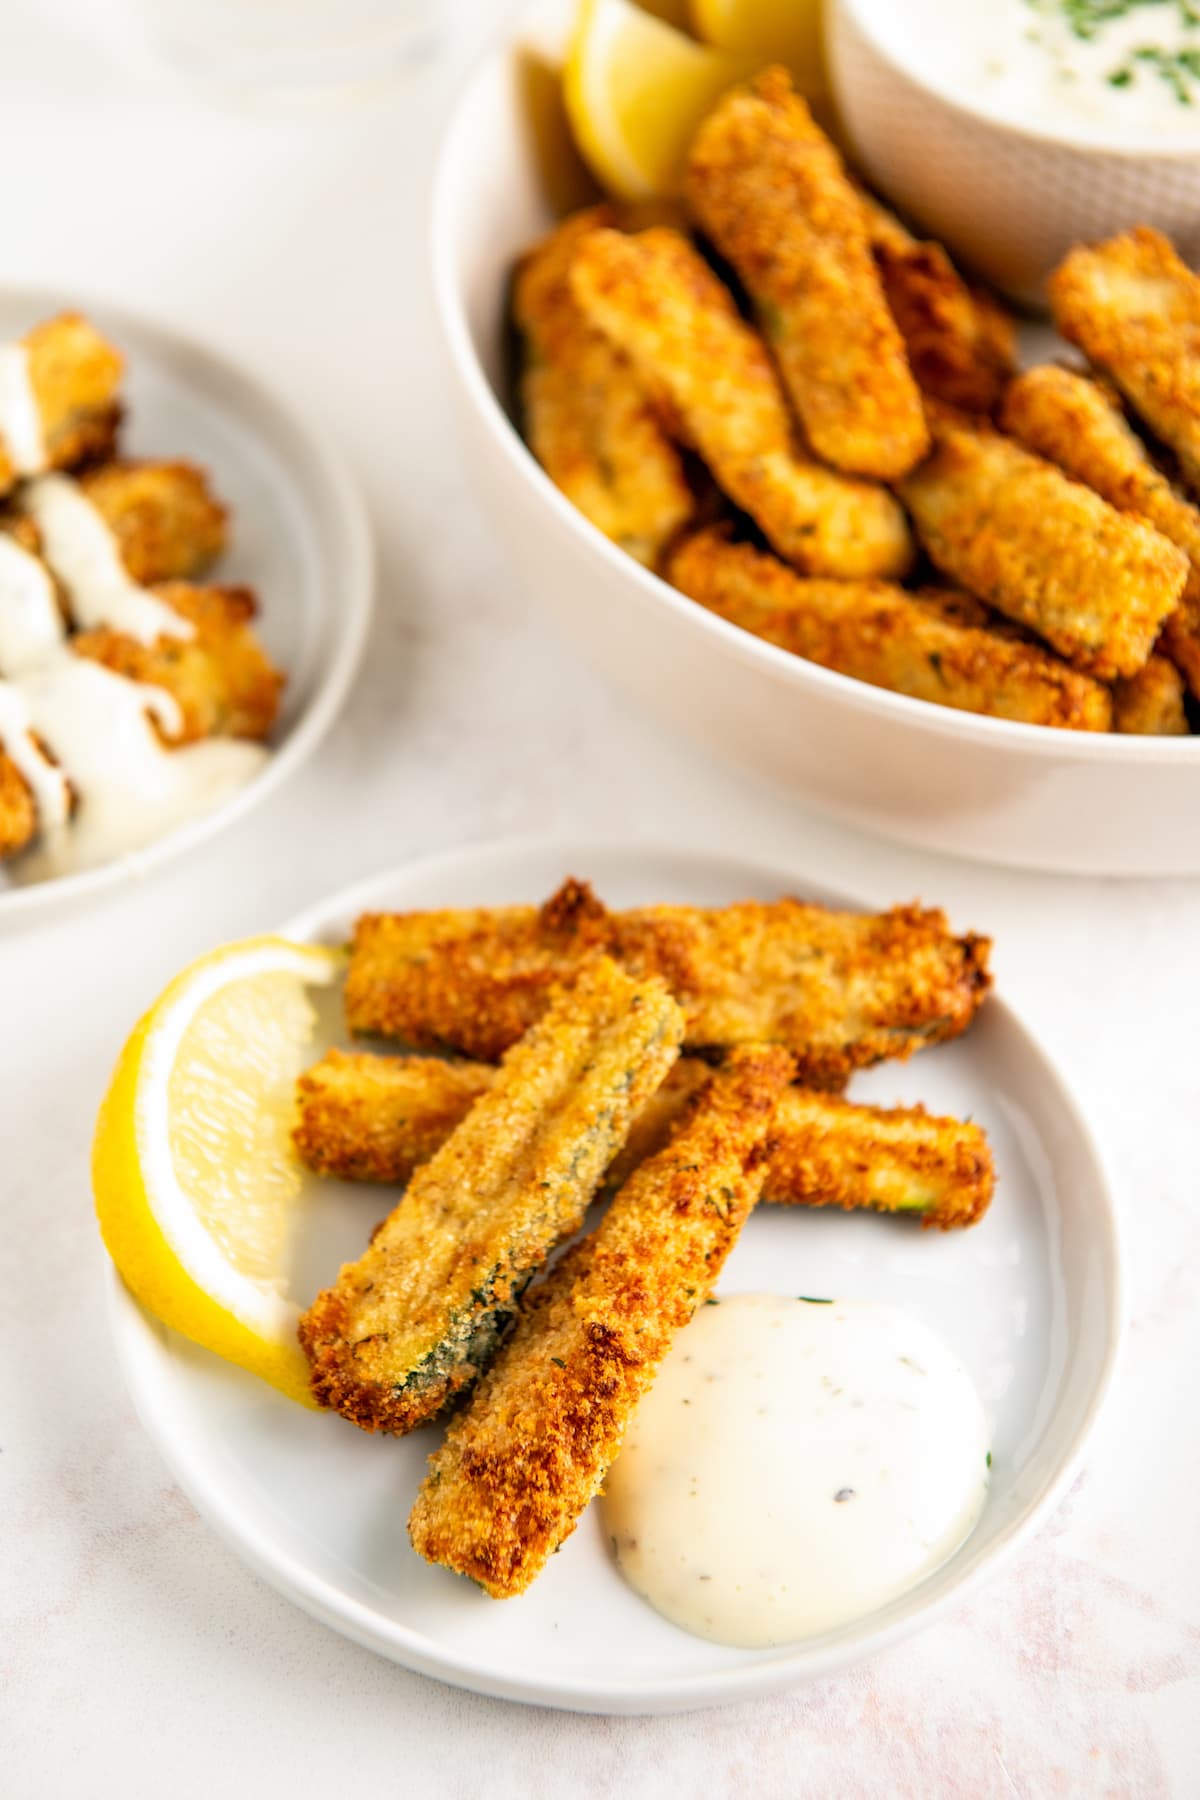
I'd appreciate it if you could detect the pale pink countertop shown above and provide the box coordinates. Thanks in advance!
[0,4,1197,1792]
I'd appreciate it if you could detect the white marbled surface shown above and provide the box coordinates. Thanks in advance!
[1,3,1198,1792]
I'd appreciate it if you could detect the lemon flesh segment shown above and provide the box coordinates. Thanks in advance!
[690,0,825,94]
[565,0,758,199]
[94,937,342,1406]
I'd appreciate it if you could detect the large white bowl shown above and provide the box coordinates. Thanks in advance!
[828,0,1200,304]
[430,2,1200,878]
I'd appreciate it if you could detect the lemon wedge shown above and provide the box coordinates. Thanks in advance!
[565,0,757,199]
[93,936,343,1405]
[690,0,825,95]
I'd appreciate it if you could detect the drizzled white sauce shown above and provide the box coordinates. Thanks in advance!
[0,344,45,475]
[0,533,64,673]
[0,683,72,828]
[603,1294,990,1648]
[23,475,194,646]
[862,0,1200,145]
[8,655,265,880]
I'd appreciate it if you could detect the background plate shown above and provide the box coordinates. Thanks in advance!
[0,288,373,921]
[109,839,1121,1714]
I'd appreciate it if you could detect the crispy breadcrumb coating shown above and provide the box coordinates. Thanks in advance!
[0,748,37,858]
[0,313,123,494]
[299,957,684,1435]
[294,1049,494,1182]
[668,525,1111,730]
[72,583,282,742]
[294,1047,994,1230]
[900,406,1187,680]
[78,461,228,583]
[407,1045,794,1598]
[1002,364,1200,700]
[570,225,913,579]
[858,192,1016,415]
[687,68,928,480]
[514,208,694,567]
[1112,656,1189,736]
[345,876,991,1083]
[1050,228,1200,496]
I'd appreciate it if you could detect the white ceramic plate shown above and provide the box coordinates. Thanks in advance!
[0,289,373,923]
[109,839,1121,1714]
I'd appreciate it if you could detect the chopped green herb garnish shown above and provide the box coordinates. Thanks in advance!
[798,1295,833,1304]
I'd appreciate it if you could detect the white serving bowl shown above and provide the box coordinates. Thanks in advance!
[430,0,1200,878]
[828,0,1200,304]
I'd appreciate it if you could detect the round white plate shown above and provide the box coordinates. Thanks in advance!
[0,289,373,922]
[108,839,1121,1714]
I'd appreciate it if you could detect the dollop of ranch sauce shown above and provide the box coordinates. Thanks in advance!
[603,1294,989,1647]
[23,475,194,645]
[863,0,1200,144]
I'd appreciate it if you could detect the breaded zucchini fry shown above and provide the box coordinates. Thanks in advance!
[408,1045,794,1597]
[294,1048,995,1229]
[1112,656,1189,736]
[1050,228,1200,495]
[72,584,282,742]
[687,69,928,480]
[299,957,684,1434]
[345,876,991,1083]
[900,408,1187,680]
[0,313,122,494]
[668,526,1111,730]
[0,747,37,858]
[570,225,913,579]
[78,461,228,582]
[0,684,74,859]
[294,1049,495,1183]
[859,193,1016,415]
[1002,364,1200,698]
[514,209,694,567]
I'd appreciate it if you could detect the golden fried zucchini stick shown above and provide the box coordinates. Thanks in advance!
[294,1050,495,1183]
[900,408,1187,680]
[299,957,684,1434]
[1002,364,1200,698]
[1050,228,1200,496]
[408,1045,794,1597]
[0,747,38,857]
[0,313,123,496]
[570,225,913,580]
[77,461,228,583]
[687,69,928,480]
[1112,657,1190,736]
[72,584,283,743]
[859,192,1015,415]
[294,1048,995,1229]
[514,209,694,568]
[668,526,1111,730]
[345,876,991,1083]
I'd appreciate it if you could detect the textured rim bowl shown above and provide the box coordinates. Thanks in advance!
[0,289,374,926]
[828,0,1200,301]
[428,3,1200,878]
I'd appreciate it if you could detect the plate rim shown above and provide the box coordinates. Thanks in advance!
[0,284,374,925]
[107,835,1124,1714]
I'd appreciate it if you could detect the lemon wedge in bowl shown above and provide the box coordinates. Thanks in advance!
[690,0,826,95]
[93,937,343,1406]
[565,0,757,199]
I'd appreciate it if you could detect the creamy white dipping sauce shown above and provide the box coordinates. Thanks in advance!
[603,1294,989,1648]
[22,475,194,646]
[9,656,265,879]
[0,344,45,475]
[864,0,1200,144]
[0,533,65,673]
